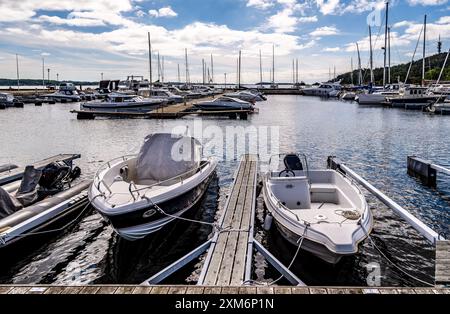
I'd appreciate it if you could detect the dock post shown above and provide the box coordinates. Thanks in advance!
[407,156,437,187]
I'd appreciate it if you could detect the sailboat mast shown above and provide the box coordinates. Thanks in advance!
[162,56,165,83]
[259,50,263,84]
[292,59,295,85]
[388,27,391,84]
[369,26,374,84]
[210,54,214,84]
[422,14,427,86]
[177,63,180,83]
[356,42,362,86]
[157,52,161,81]
[147,32,152,89]
[185,48,189,85]
[272,44,275,85]
[351,57,354,85]
[202,59,205,85]
[296,58,299,84]
[383,1,389,86]
[238,50,242,88]
[16,54,20,91]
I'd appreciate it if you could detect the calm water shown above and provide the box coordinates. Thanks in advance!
[0,95,449,286]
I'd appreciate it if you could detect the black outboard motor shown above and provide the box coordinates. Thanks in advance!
[39,162,81,190]
[284,154,303,171]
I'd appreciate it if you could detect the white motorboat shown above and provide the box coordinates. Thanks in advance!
[88,133,217,241]
[302,83,341,97]
[0,92,23,108]
[223,91,264,102]
[194,96,254,111]
[262,153,373,264]
[340,92,356,101]
[356,84,400,105]
[138,88,184,104]
[81,94,166,112]
[44,83,82,102]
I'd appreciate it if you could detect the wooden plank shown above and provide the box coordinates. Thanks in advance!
[291,287,310,294]
[168,286,188,294]
[362,288,380,294]
[216,160,252,285]
[203,287,222,294]
[203,158,249,285]
[150,286,170,294]
[79,286,101,294]
[220,287,239,294]
[273,287,292,294]
[256,287,274,294]
[132,286,153,294]
[61,286,83,294]
[26,287,48,294]
[44,286,65,294]
[309,288,328,294]
[185,287,205,294]
[239,287,257,294]
[231,161,256,285]
[8,287,30,294]
[96,286,118,294]
[378,288,398,294]
[0,286,13,294]
[435,240,450,284]
[114,286,135,294]
[396,288,417,294]
[327,288,362,294]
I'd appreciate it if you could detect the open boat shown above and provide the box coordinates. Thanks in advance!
[88,133,217,241]
[262,153,373,264]
[194,96,254,111]
[0,160,88,249]
[81,94,166,113]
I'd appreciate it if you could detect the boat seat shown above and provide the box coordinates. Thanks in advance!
[270,177,311,210]
[310,183,336,193]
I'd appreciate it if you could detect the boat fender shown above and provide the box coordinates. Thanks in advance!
[263,214,273,231]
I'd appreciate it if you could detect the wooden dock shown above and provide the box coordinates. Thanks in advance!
[199,154,258,286]
[435,240,450,286]
[0,285,448,294]
[0,154,81,185]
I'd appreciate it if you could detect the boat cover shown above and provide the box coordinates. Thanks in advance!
[135,133,201,182]
[0,187,23,219]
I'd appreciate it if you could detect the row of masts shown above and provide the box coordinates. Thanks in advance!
[146,34,297,87]
[353,1,429,87]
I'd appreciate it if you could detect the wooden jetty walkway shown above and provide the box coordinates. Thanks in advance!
[199,154,258,286]
[0,154,81,185]
[0,285,449,294]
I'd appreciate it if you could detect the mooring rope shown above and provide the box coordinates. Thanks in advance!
[0,194,103,244]
[143,196,249,234]
[359,222,435,287]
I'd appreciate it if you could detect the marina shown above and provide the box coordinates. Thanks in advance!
[2,1,450,304]
[1,94,450,292]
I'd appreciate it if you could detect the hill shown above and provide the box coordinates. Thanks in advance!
[0,79,98,87]
[335,52,450,85]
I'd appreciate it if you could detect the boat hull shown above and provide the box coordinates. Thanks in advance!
[99,174,213,241]
[81,101,164,113]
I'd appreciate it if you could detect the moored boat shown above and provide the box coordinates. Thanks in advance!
[262,153,373,264]
[88,133,217,241]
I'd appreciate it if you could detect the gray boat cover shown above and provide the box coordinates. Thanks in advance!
[136,133,201,182]
[0,166,41,219]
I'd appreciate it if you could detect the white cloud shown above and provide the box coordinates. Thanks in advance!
[437,15,450,23]
[342,0,386,13]
[310,26,339,36]
[246,0,274,9]
[265,1,316,33]
[148,6,178,18]
[38,15,105,27]
[323,47,340,52]
[393,20,413,28]
[136,10,146,17]
[315,0,341,15]
[407,0,448,6]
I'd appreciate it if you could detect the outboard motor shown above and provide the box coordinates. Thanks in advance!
[39,161,73,190]
[284,154,303,171]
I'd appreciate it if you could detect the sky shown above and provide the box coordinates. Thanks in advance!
[0,0,449,83]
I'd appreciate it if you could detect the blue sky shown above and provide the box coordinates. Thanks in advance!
[0,0,449,83]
